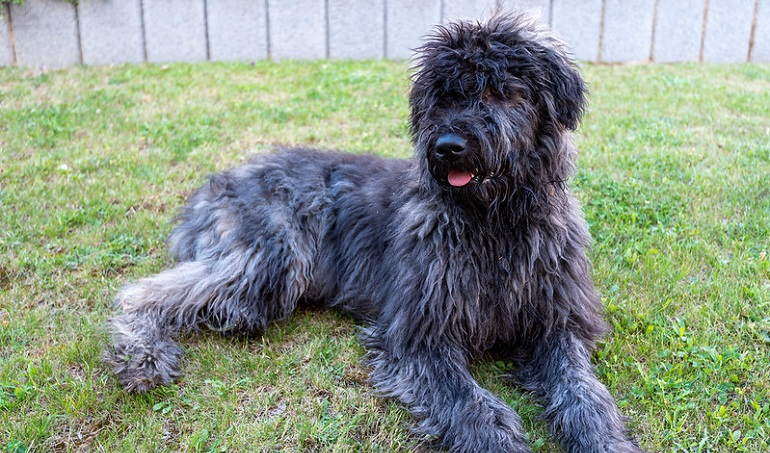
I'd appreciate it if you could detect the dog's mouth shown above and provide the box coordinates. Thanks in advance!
[447,169,476,187]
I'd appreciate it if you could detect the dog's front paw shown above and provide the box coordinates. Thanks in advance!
[437,404,532,453]
[602,439,646,453]
[492,432,531,453]
[564,438,645,453]
[443,427,531,453]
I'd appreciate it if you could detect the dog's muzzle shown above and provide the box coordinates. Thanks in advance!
[431,133,477,187]
[435,133,467,158]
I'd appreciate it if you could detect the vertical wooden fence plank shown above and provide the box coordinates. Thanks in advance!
[10,0,79,69]
[702,0,755,62]
[386,0,441,60]
[208,0,268,61]
[269,0,326,60]
[602,0,655,62]
[752,0,769,61]
[144,0,208,63]
[653,0,706,62]
[0,8,13,66]
[328,0,384,59]
[79,0,144,66]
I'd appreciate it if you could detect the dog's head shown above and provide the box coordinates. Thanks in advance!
[409,12,586,207]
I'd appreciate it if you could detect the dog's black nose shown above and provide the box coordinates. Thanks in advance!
[434,133,467,157]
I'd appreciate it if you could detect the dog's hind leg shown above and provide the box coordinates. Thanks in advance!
[105,261,210,393]
[514,332,645,453]
[104,160,324,393]
[105,236,313,393]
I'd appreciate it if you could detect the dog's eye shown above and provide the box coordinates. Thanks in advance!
[481,86,503,102]
[482,84,526,106]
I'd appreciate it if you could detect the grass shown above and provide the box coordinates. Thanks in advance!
[0,60,768,452]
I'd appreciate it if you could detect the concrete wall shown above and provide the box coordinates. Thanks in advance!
[79,0,144,65]
[551,0,603,61]
[1,0,767,68]
[8,0,80,69]
[653,0,706,63]
[602,0,656,63]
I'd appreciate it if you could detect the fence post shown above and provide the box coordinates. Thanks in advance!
[1,5,14,66]
[752,0,769,61]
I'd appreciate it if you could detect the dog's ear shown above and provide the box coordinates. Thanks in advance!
[534,45,587,131]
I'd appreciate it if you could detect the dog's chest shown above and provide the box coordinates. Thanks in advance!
[443,232,548,350]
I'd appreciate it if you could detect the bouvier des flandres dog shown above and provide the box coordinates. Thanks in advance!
[106,12,644,453]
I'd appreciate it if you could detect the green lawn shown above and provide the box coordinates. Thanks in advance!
[1,61,768,452]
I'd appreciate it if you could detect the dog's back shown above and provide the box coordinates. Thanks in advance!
[169,148,416,320]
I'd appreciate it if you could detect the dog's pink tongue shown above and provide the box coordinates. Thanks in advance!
[448,170,473,187]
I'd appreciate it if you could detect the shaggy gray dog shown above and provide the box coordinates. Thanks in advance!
[106,12,644,453]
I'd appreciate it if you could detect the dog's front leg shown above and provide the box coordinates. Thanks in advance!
[514,332,645,453]
[366,341,531,453]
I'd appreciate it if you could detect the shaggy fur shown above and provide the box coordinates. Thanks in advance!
[105,12,644,452]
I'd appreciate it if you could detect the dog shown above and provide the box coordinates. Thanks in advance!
[105,12,644,453]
